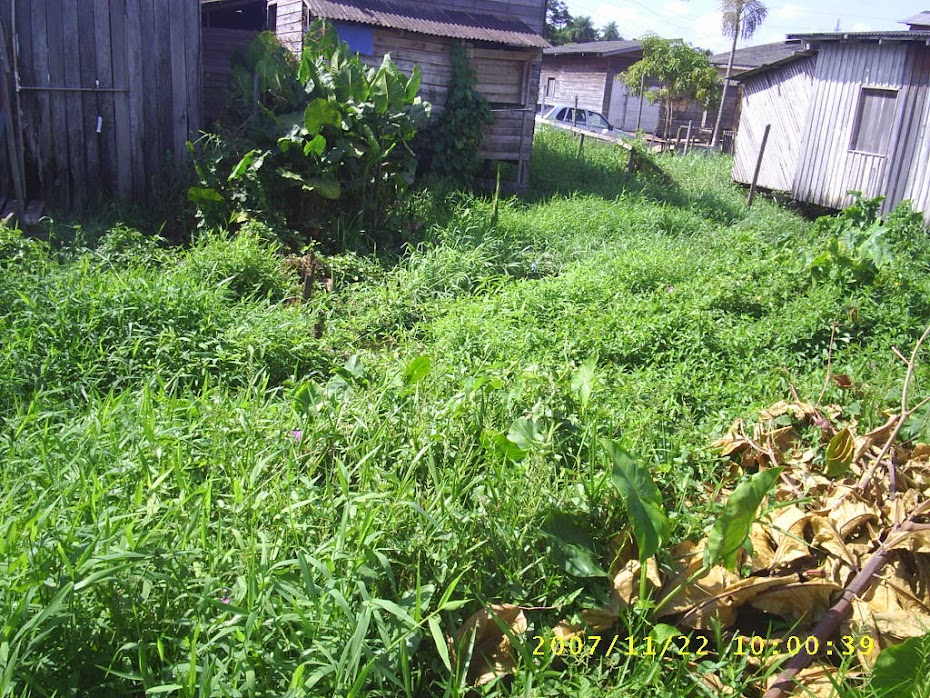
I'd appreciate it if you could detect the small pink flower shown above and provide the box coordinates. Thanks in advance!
[220,588,231,604]
[291,430,303,443]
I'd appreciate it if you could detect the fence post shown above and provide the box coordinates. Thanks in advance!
[747,123,771,207]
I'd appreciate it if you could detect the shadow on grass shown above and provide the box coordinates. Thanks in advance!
[527,128,746,227]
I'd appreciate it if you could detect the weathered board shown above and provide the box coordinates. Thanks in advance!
[2,0,202,209]
[732,56,815,192]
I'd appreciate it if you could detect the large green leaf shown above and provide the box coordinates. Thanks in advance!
[402,355,431,385]
[507,417,546,452]
[704,468,781,570]
[542,513,608,578]
[569,355,598,411]
[606,441,670,563]
[304,98,342,135]
[870,632,930,696]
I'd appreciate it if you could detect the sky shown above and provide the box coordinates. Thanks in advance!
[566,1,926,54]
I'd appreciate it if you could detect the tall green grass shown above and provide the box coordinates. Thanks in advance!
[1,128,929,696]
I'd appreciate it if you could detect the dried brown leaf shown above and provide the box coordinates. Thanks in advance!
[749,580,841,622]
[455,603,527,685]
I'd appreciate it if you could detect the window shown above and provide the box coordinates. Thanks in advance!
[850,88,898,154]
[588,112,611,129]
[546,77,556,99]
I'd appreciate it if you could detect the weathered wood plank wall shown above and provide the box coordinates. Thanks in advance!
[732,57,815,192]
[274,0,306,53]
[1,0,202,209]
[202,27,260,121]
[538,55,610,113]
[794,42,908,211]
[889,45,930,221]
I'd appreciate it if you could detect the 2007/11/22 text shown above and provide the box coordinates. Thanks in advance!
[532,634,710,659]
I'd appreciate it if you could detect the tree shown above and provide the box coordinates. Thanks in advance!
[710,0,768,147]
[565,16,598,43]
[545,0,573,44]
[621,35,720,138]
[600,21,622,41]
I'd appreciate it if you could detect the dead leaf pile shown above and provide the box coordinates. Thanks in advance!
[455,399,930,696]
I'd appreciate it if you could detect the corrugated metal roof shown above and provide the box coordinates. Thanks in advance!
[731,51,815,81]
[709,40,803,69]
[304,0,549,48]
[544,40,641,56]
[789,30,930,42]
[901,11,930,27]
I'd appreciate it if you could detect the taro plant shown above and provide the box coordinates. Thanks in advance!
[806,191,896,285]
[189,21,431,241]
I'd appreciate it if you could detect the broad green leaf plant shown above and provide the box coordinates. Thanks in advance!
[189,20,430,239]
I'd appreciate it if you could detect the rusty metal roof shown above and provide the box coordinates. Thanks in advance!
[304,0,549,48]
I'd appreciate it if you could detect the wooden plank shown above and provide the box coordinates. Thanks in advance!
[153,0,172,182]
[94,0,118,195]
[186,0,203,139]
[78,0,100,203]
[16,0,45,195]
[109,0,133,198]
[124,0,145,199]
[61,0,87,208]
[45,0,70,207]
[168,0,189,165]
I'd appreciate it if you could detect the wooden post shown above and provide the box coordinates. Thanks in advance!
[685,120,693,155]
[747,123,771,207]
[635,73,644,132]
[576,132,585,158]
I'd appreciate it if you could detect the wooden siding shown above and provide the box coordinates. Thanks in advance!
[2,0,201,210]
[538,55,609,112]
[606,76,660,132]
[732,56,815,192]
[202,27,259,121]
[362,29,540,179]
[887,45,930,223]
[794,42,910,211]
[604,54,657,132]
[275,0,306,53]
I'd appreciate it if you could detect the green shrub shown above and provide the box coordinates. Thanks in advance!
[189,21,430,243]
[184,223,292,301]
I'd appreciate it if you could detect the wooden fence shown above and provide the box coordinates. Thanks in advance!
[0,0,202,211]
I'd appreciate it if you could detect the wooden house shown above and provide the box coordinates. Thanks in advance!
[264,0,548,187]
[731,27,930,223]
[0,0,202,212]
[538,41,661,134]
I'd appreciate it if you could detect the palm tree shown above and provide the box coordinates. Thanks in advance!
[566,16,598,43]
[710,0,767,148]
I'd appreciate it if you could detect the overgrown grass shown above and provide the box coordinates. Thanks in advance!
[2,127,929,697]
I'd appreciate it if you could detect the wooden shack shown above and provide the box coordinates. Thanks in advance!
[0,0,202,211]
[732,30,930,223]
[539,41,661,134]
[269,0,548,187]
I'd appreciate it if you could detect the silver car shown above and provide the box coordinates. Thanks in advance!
[539,104,617,135]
